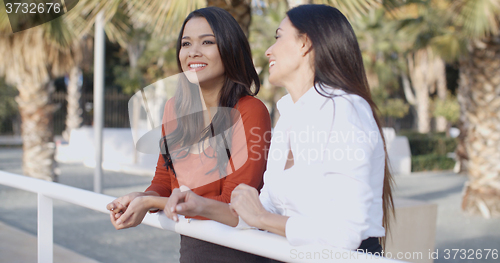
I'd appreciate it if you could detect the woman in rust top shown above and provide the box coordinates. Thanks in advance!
[106,7,271,262]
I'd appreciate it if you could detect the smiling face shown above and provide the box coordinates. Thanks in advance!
[265,17,311,87]
[179,17,225,88]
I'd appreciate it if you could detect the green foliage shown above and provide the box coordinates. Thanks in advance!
[433,92,460,123]
[400,131,458,156]
[249,2,288,103]
[354,7,409,92]
[113,34,178,95]
[0,79,18,118]
[400,130,458,171]
[452,0,500,39]
[249,2,287,71]
[382,98,410,118]
[392,0,500,63]
[411,153,456,172]
[372,87,409,118]
[0,79,18,133]
[113,66,145,95]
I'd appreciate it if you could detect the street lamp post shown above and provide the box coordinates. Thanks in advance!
[93,11,105,193]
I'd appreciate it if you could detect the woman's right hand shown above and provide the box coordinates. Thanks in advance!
[164,187,205,222]
[106,192,145,219]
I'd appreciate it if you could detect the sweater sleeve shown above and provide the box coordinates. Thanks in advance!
[205,97,271,203]
[145,154,174,197]
[145,99,176,197]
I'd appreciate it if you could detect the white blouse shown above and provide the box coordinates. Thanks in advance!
[237,85,386,250]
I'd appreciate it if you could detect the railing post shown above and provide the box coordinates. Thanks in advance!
[38,193,53,263]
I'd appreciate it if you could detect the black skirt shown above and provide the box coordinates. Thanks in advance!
[179,235,382,262]
[267,237,384,263]
[357,237,383,254]
[179,235,274,263]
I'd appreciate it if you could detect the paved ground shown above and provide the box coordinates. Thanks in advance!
[0,221,100,263]
[1,147,499,262]
[393,171,500,262]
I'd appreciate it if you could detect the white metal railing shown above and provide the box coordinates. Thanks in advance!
[0,170,404,263]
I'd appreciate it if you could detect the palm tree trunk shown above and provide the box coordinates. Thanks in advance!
[15,79,58,181]
[62,66,83,141]
[459,37,500,218]
[206,0,251,37]
[407,50,431,133]
[434,57,448,132]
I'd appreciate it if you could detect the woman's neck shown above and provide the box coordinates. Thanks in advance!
[200,86,220,109]
[198,77,224,109]
[280,53,315,103]
[198,79,223,126]
[284,68,315,103]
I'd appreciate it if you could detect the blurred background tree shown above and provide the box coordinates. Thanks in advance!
[0,0,85,181]
[432,92,460,137]
[0,79,20,135]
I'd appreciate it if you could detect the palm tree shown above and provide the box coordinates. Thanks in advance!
[370,0,500,217]
[406,48,447,133]
[449,0,500,218]
[62,65,83,142]
[0,0,137,180]
[128,0,394,39]
[0,0,84,181]
[206,0,252,36]
[386,2,452,133]
[352,7,413,126]
[400,0,500,217]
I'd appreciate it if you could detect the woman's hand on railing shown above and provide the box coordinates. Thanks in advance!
[230,184,268,229]
[107,191,161,230]
[164,187,204,222]
[110,196,150,229]
[107,192,144,216]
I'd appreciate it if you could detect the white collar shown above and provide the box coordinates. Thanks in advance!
[277,84,346,114]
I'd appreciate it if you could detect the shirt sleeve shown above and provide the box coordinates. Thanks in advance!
[283,95,382,250]
[205,97,271,203]
[235,170,278,229]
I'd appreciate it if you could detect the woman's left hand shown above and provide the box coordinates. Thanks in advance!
[110,196,149,230]
[230,183,268,229]
[164,187,205,222]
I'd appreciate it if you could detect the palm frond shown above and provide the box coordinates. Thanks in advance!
[429,31,468,62]
[0,0,14,34]
[128,0,206,39]
[313,0,382,17]
[312,0,406,18]
[451,0,500,38]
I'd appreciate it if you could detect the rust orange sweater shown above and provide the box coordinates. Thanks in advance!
[146,96,271,214]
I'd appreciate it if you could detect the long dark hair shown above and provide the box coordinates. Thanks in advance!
[287,4,395,248]
[160,7,260,177]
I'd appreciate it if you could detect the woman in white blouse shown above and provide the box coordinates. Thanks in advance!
[163,4,394,254]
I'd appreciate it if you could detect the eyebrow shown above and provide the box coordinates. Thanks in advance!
[275,28,282,34]
[182,34,215,39]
